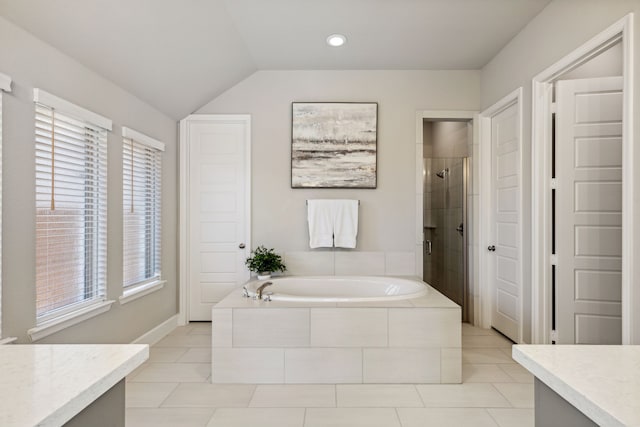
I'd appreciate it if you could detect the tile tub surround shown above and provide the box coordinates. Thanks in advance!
[283,251,416,276]
[212,281,461,384]
[0,344,148,427]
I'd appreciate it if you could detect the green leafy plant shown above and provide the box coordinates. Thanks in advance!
[245,245,286,274]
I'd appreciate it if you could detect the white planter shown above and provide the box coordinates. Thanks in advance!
[257,273,271,280]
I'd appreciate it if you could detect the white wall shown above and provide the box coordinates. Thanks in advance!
[196,70,480,256]
[0,16,178,343]
[481,0,640,343]
[559,41,623,80]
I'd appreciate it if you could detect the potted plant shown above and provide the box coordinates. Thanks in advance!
[245,245,286,280]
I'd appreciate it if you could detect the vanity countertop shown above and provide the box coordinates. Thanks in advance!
[513,345,640,427]
[0,344,148,427]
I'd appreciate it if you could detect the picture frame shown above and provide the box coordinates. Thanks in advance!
[291,102,378,189]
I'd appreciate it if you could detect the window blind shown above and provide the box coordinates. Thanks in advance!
[35,102,108,320]
[123,131,163,288]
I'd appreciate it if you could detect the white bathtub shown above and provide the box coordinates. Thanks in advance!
[244,276,428,302]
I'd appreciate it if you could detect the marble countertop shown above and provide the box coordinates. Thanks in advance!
[0,344,148,427]
[513,345,640,427]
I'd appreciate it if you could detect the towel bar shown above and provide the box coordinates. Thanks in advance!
[306,200,360,205]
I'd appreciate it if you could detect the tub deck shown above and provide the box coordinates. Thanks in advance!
[212,277,461,384]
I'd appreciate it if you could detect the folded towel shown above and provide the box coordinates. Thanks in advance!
[333,199,359,249]
[307,200,335,248]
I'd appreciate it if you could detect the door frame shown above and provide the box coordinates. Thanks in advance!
[531,13,634,344]
[178,114,252,325]
[415,110,479,323]
[478,87,524,342]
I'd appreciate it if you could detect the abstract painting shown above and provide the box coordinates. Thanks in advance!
[291,102,377,188]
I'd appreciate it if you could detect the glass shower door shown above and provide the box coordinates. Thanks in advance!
[424,157,468,320]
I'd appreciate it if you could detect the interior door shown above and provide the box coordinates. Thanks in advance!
[186,116,250,320]
[555,76,623,344]
[489,101,521,343]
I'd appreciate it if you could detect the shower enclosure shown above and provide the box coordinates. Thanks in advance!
[423,157,470,321]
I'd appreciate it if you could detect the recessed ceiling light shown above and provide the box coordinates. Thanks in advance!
[326,34,347,47]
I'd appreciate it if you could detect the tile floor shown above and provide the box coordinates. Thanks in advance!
[126,322,534,426]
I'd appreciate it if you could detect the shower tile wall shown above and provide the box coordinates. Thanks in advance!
[423,158,464,307]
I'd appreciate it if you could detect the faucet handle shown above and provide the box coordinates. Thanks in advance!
[263,291,273,302]
[242,286,250,298]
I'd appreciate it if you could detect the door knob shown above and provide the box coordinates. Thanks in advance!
[239,243,245,249]
[487,245,496,252]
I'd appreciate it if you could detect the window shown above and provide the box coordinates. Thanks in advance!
[0,73,9,342]
[122,127,164,297]
[34,89,112,326]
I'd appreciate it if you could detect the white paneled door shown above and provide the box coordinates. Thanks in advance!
[555,77,623,344]
[489,100,521,343]
[183,115,251,321]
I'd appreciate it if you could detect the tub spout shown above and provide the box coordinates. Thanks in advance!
[256,281,273,300]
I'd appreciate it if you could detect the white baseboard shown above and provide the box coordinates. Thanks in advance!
[132,314,178,346]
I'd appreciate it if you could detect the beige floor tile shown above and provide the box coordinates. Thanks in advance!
[463,364,513,383]
[207,408,304,427]
[304,408,401,427]
[487,408,535,427]
[168,325,196,336]
[462,348,513,364]
[493,383,534,408]
[249,385,335,407]
[416,383,511,408]
[189,322,213,335]
[499,347,516,360]
[463,335,513,348]
[498,364,534,383]
[462,324,500,336]
[337,385,423,407]
[124,316,537,427]
[148,347,189,363]
[127,362,149,382]
[126,382,178,407]
[178,348,212,363]
[155,334,212,348]
[397,408,500,427]
[130,363,211,383]
[162,383,256,408]
[126,408,215,427]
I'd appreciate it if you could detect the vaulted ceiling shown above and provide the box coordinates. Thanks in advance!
[0,0,551,119]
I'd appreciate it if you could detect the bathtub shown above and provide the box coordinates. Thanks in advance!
[212,275,461,384]
[243,276,428,302]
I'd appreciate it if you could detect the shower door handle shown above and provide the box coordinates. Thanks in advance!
[425,240,432,255]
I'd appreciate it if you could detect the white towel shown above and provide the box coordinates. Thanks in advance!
[307,200,334,248]
[333,200,359,249]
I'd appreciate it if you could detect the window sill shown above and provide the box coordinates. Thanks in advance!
[0,337,17,345]
[28,300,115,342]
[119,280,166,305]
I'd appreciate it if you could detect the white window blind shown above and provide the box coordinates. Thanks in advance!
[123,127,163,288]
[35,92,110,322]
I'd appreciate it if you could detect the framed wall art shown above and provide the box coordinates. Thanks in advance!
[291,102,377,188]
